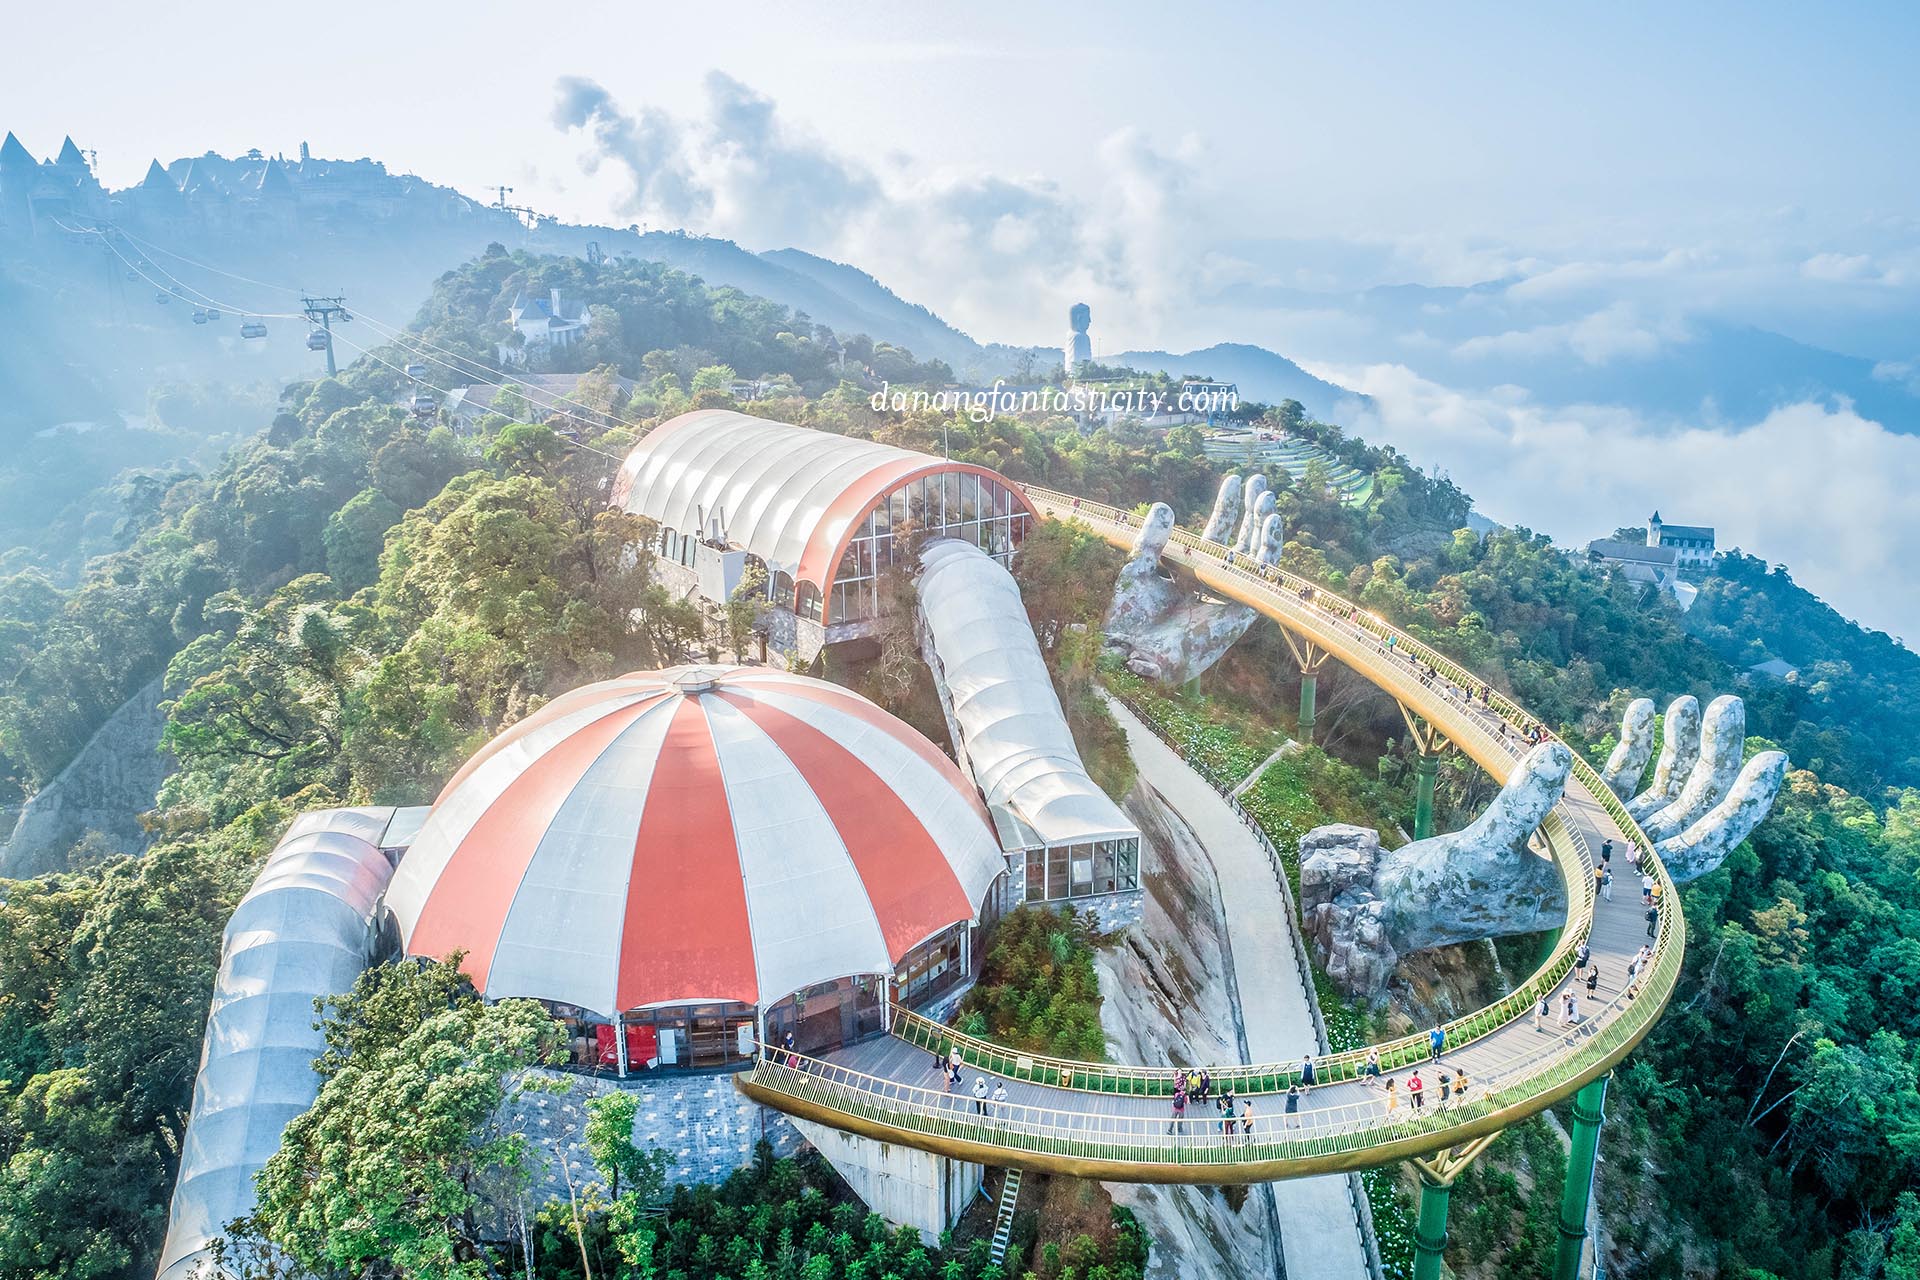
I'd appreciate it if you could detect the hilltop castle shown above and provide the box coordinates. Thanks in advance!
[0,131,496,239]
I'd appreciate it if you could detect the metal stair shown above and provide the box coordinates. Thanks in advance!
[987,1167,1023,1266]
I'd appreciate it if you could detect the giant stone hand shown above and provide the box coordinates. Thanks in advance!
[1602,693,1788,879]
[1101,475,1283,685]
[1301,692,1788,999]
[1300,744,1572,997]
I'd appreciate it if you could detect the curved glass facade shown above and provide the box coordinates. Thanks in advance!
[823,471,1032,623]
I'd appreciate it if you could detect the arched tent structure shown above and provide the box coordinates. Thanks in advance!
[156,808,398,1280]
[381,665,1007,1068]
[611,411,1037,655]
[916,539,1141,906]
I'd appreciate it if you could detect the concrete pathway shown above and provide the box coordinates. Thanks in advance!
[1108,697,1375,1280]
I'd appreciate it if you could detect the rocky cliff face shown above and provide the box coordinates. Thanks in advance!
[1095,782,1277,1280]
[0,677,173,878]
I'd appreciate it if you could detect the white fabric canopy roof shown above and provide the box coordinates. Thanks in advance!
[157,808,396,1280]
[917,539,1138,850]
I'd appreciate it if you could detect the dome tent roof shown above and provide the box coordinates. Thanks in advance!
[382,666,1004,1018]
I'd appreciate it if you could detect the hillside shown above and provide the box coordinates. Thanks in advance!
[0,249,1917,1280]
[1686,551,1920,793]
[1111,342,1364,423]
[758,247,986,368]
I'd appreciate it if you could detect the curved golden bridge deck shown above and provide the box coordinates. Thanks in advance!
[736,488,1682,1183]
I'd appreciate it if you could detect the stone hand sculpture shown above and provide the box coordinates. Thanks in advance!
[1626,695,1701,820]
[1301,691,1788,998]
[1301,743,1573,999]
[1655,749,1789,882]
[1101,476,1282,685]
[1601,698,1656,800]
[1606,692,1787,879]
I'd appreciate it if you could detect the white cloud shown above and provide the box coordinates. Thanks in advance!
[1325,364,1920,645]
[551,76,1213,349]
[1801,251,1875,282]
[1452,304,1688,366]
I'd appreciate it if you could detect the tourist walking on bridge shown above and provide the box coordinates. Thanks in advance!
[1586,965,1601,998]
[1408,1070,1426,1110]
[993,1082,1008,1121]
[1646,904,1660,939]
[1284,1085,1301,1129]
[1300,1054,1317,1091]
[1575,941,1591,979]
[1240,1098,1254,1142]
[1536,992,1551,1031]
[1429,1025,1446,1063]
[1364,1048,1382,1087]
[1383,1077,1398,1115]
[972,1075,989,1116]
[1168,1083,1187,1135]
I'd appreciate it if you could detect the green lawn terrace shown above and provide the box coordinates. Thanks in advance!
[1202,430,1375,507]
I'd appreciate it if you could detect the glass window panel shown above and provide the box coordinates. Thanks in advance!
[1095,842,1116,894]
[1071,844,1093,896]
[1047,846,1068,899]
[1026,849,1045,902]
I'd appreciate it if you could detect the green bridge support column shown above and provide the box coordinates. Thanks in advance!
[1298,670,1318,744]
[1413,752,1439,840]
[1553,1073,1610,1280]
[1411,1169,1454,1280]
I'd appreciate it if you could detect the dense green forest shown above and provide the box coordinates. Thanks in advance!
[0,248,1917,1279]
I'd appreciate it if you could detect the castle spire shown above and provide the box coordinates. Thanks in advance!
[0,131,35,174]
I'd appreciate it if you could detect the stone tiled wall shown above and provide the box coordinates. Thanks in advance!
[506,1068,803,1203]
[1078,888,1145,933]
[650,558,700,599]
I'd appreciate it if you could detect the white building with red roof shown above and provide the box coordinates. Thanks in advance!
[382,665,1009,1068]
[612,410,1038,660]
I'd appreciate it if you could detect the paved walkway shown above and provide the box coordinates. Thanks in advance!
[1109,698,1374,1280]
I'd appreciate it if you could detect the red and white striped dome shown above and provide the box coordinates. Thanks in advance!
[382,667,1005,1018]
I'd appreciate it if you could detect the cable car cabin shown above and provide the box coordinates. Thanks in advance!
[306,329,330,351]
[192,310,209,325]
[405,363,428,380]
[155,292,170,305]
[240,320,268,340]
[205,310,221,322]
[409,393,436,414]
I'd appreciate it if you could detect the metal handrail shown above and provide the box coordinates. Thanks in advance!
[751,945,1661,1166]
[741,487,1686,1171]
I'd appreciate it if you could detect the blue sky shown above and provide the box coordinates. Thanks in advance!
[7,1,1920,640]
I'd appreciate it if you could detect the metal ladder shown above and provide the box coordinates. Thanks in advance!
[988,1167,1024,1266]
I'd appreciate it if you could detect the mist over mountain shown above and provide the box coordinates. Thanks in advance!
[1108,342,1362,422]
